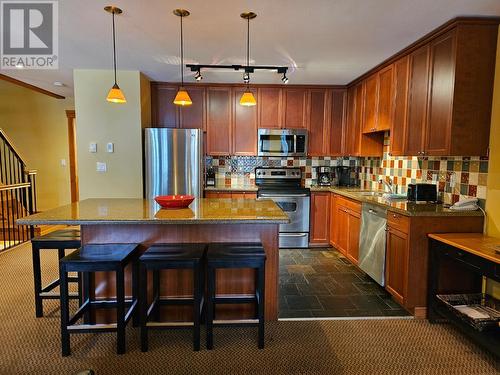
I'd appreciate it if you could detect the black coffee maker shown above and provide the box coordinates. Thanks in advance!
[316,167,332,186]
[336,166,353,187]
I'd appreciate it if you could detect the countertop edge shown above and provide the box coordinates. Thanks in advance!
[204,187,258,192]
[17,219,289,226]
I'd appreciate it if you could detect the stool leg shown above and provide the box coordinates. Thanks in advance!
[257,264,265,349]
[152,270,160,322]
[132,260,139,327]
[59,265,71,356]
[193,264,201,351]
[116,267,126,355]
[140,264,148,352]
[57,248,65,261]
[206,265,215,350]
[82,272,93,324]
[31,243,43,318]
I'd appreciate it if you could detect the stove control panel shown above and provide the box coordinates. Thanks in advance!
[255,167,302,179]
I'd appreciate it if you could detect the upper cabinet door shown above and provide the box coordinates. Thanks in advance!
[345,84,362,156]
[329,89,346,156]
[362,74,378,133]
[179,87,206,130]
[405,44,430,156]
[390,56,409,156]
[377,65,394,131]
[425,30,456,156]
[233,87,258,156]
[151,85,179,128]
[283,88,308,129]
[307,89,328,156]
[258,88,282,128]
[206,87,232,155]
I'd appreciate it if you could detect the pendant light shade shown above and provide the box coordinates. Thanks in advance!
[174,9,192,106]
[240,91,257,106]
[240,12,257,107]
[107,83,127,103]
[173,87,193,106]
[104,6,126,104]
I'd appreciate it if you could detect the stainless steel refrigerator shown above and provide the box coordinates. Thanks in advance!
[144,128,203,199]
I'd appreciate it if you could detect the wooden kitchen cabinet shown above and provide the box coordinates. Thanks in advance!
[205,191,232,198]
[362,74,378,133]
[231,192,257,199]
[179,87,205,129]
[232,87,257,155]
[307,89,329,156]
[331,195,361,263]
[329,89,346,156]
[376,65,394,131]
[206,87,232,155]
[151,84,179,128]
[385,213,410,305]
[283,88,308,129]
[258,87,282,128]
[329,193,338,247]
[310,192,331,246]
[390,56,409,156]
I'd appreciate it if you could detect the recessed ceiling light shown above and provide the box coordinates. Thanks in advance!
[53,81,65,87]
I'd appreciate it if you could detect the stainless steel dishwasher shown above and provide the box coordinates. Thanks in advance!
[359,203,387,286]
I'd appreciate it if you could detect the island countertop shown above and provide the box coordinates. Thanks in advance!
[17,198,290,225]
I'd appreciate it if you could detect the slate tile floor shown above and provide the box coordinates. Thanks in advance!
[279,248,410,319]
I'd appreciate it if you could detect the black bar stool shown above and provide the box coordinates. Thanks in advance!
[206,243,266,350]
[31,229,81,317]
[59,243,140,356]
[139,243,206,352]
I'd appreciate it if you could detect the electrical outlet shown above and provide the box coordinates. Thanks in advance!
[96,162,107,172]
[449,172,456,188]
[89,142,97,153]
[107,142,114,153]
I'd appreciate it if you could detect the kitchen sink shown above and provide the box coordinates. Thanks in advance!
[359,191,384,197]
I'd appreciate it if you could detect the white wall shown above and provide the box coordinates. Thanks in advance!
[73,70,149,199]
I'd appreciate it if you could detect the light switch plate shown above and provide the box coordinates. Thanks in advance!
[106,142,114,153]
[89,142,97,153]
[96,162,107,172]
[60,159,66,167]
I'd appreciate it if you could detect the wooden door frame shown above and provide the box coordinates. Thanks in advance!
[65,110,79,203]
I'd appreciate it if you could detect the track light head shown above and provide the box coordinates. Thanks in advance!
[194,70,203,81]
[243,72,250,84]
[282,73,289,84]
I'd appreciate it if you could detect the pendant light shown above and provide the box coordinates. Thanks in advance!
[173,9,192,106]
[240,12,257,107]
[105,6,126,104]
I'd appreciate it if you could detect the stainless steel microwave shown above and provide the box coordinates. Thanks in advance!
[257,129,308,157]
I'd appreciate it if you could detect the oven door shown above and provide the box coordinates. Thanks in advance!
[257,193,310,233]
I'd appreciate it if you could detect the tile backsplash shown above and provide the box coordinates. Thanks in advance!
[359,133,488,206]
[206,133,488,207]
[205,156,360,187]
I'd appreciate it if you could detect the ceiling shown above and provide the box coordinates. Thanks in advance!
[2,0,500,98]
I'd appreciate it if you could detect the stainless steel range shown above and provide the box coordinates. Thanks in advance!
[255,167,310,248]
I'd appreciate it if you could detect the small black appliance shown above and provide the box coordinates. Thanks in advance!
[336,166,353,187]
[316,166,332,186]
[407,183,438,202]
[206,167,216,187]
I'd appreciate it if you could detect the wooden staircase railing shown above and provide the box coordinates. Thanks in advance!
[0,129,37,251]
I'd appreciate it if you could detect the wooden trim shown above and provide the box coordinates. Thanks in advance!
[0,74,65,99]
[151,81,346,90]
[347,17,500,87]
[66,111,79,203]
[0,128,27,166]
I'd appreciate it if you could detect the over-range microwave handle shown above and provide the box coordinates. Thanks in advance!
[279,233,308,237]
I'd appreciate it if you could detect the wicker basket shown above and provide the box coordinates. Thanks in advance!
[436,293,500,332]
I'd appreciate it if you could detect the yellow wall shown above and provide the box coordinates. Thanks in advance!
[73,70,149,199]
[485,26,500,296]
[0,80,72,211]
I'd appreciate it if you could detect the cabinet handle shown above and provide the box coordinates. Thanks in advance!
[393,214,398,218]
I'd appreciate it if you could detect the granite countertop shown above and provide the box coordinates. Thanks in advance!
[204,186,258,192]
[16,198,289,225]
[309,186,484,217]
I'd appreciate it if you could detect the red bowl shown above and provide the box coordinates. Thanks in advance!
[154,195,195,209]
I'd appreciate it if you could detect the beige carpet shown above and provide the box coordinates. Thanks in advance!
[0,242,498,375]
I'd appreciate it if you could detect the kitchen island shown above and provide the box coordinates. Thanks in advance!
[18,198,289,321]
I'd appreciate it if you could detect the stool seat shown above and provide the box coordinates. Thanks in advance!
[207,243,266,260]
[140,243,206,264]
[61,244,139,268]
[32,229,81,248]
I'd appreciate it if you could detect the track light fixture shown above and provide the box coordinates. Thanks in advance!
[282,73,289,84]
[194,70,203,81]
[243,72,250,84]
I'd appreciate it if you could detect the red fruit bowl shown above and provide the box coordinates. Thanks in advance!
[154,195,195,209]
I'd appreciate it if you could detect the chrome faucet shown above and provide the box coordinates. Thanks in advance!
[379,178,394,194]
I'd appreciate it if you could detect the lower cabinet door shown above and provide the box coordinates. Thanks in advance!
[310,192,330,245]
[335,206,349,256]
[329,194,337,246]
[346,210,360,265]
[385,226,409,305]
